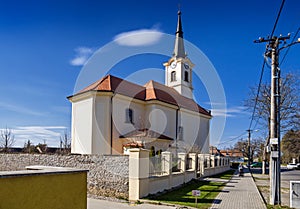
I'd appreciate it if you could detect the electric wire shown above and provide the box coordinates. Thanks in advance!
[270,0,286,37]
[216,132,247,146]
[280,27,300,66]
[248,0,286,131]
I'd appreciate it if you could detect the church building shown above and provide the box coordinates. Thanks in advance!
[68,11,212,155]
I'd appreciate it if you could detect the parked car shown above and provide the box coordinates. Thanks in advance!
[250,162,262,168]
[287,163,300,170]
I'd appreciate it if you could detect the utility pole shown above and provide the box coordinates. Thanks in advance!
[255,34,290,205]
[246,129,251,168]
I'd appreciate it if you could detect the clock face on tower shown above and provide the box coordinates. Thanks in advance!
[184,62,189,69]
[171,61,177,69]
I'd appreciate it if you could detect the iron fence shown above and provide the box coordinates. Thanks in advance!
[149,155,166,176]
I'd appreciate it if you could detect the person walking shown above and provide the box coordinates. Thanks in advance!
[238,163,244,177]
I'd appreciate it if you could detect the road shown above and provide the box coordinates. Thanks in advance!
[251,166,300,207]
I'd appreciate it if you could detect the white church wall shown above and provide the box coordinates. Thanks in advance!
[180,109,210,153]
[93,95,112,154]
[199,117,210,153]
[112,95,145,153]
[113,95,145,135]
[145,103,177,140]
[71,97,93,154]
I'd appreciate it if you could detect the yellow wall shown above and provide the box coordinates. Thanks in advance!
[0,172,87,209]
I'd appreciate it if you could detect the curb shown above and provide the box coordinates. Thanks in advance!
[249,168,268,207]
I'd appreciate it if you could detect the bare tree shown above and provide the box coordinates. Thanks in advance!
[60,131,71,154]
[23,140,35,153]
[0,127,15,152]
[244,72,300,134]
[234,138,264,164]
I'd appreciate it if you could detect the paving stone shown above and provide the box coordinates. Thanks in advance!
[210,167,266,209]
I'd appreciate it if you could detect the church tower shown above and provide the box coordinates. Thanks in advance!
[164,10,194,99]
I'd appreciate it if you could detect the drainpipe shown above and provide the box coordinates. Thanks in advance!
[175,108,180,157]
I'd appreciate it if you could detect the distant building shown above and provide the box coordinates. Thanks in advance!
[220,149,244,163]
[68,11,212,155]
[209,146,223,156]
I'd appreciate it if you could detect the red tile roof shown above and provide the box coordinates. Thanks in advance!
[220,149,244,157]
[119,128,173,141]
[69,74,211,116]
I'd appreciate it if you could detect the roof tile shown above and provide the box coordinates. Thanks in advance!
[71,74,211,116]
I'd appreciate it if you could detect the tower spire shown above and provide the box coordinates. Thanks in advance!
[173,10,186,58]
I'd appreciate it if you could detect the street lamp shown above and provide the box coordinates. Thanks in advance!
[246,129,259,168]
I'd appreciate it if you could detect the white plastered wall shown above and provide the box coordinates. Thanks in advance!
[71,97,93,154]
[179,109,210,154]
[92,95,111,154]
[145,103,177,140]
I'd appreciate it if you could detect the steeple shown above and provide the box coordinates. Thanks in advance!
[164,9,194,99]
[173,10,186,58]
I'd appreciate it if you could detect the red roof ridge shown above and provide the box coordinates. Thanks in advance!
[144,80,157,100]
[78,74,112,93]
[70,74,211,117]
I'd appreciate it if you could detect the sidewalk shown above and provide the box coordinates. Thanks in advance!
[210,167,266,209]
[87,198,177,209]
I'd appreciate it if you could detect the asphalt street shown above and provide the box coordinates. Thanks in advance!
[251,166,300,207]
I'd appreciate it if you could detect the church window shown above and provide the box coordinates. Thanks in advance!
[171,71,176,82]
[125,108,134,124]
[184,71,189,82]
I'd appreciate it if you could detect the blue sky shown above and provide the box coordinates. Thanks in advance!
[0,0,299,148]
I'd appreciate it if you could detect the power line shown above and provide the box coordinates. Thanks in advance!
[248,0,286,131]
[270,0,286,37]
[215,132,247,146]
[248,60,266,130]
[280,27,300,66]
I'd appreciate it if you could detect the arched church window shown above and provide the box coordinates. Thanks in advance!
[125,108,134,124]
[171,71,176,82]
[184,71,189,82]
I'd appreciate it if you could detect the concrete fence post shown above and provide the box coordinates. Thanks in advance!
[206,154,211,168]
[198,154,204,176]
[188,153,197,178]
[217,156,221,167]
[178,153,186,173]
[211,155,215,167]
[161,151,172,175]
[129,148,150,201]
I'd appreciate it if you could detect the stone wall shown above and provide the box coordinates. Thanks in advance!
[0,154,129,199]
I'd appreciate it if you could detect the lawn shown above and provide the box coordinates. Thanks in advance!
[146,170,235,209]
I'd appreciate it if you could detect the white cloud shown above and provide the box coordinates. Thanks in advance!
[8,126,68,147]
[70,47,94,66]
[113,28,163,46]
[0,102,45,116]
[211,106,247,118]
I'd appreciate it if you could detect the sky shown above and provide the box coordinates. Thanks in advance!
[0,0,299,148]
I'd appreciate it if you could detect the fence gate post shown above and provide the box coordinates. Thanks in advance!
[129,148,149,201]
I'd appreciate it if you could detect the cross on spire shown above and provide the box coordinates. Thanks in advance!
[173,10,186,58]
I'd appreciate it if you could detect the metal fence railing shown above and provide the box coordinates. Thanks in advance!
[186,157,193,170]
[149,155,166,176]
[172,157,181,172]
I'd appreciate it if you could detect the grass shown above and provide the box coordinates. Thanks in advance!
[146,170,235,209]
[267,204,292,209]
[210,169,235,180]
[254,177,270,180]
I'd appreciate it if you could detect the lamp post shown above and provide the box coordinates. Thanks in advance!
[246,129,259,168]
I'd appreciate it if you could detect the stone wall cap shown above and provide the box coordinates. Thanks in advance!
[128,148,150,152]
[0,165,88,178]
